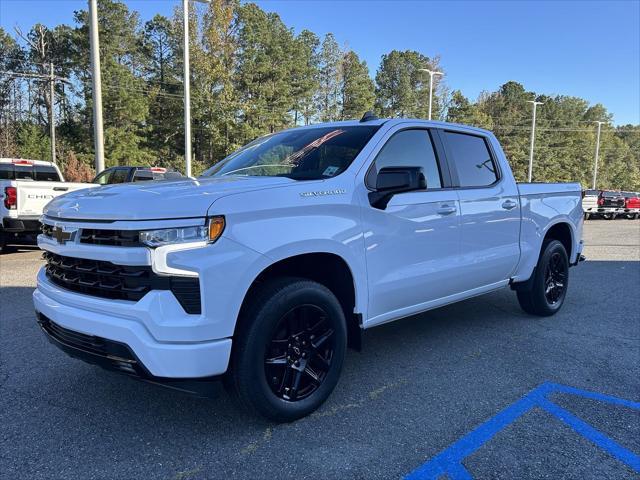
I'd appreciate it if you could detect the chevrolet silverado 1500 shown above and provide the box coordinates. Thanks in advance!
[33,117,584,421]
[0,158,95,252]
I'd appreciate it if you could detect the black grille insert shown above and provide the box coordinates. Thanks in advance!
[43,252,201,314]
[41,224,140,246]
[80,228,140,247]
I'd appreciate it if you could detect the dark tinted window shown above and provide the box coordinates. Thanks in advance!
[34,165,61,181]
[584,189,599,196]
[15,165,34,180]
[0,164,15,179]
[369,129,442,189]
[109,169,129,184]
[602,191,621,197]
[445,131,498,187]
[202,126,379,180]
[133,170,155,181]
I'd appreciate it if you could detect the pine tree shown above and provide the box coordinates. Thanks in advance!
[340,51,374,120]
[317,33,342,122]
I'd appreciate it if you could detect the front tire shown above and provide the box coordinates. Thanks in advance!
[517,240,569,317]
[229,277,347,422]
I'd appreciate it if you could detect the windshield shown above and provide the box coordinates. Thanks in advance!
[201,126,380,180]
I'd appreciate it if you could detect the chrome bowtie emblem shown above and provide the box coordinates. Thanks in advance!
[53,226,77,245]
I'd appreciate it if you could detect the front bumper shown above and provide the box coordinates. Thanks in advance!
[34,270,232,378]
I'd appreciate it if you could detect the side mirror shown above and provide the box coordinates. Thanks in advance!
[368,166,425,209]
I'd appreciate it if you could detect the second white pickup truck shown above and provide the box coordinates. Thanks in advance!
[33,117,584,421]
[0,158,95,252]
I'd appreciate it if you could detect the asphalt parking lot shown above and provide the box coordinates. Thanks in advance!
[1,220,639,480]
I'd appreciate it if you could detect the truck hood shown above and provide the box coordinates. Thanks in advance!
[44,176,295,221]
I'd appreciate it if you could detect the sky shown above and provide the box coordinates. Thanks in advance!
[1,0,639,125]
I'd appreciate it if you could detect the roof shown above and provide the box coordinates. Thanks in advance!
[285,118,493,136]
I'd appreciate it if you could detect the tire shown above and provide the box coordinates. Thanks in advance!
[229,277,347,422]
[583,212,590,220]
[517,239,569,317]
[602,213,614,220]
[0,229,6,254]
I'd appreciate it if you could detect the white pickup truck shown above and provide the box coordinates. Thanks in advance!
[0,158,95,252]
[33,118,584,421]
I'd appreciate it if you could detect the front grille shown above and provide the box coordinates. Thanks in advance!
[80,228,140,247]
[43,252,201,314]
[41,224,140,247]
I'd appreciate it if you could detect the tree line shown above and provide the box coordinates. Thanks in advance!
[0,0,638,189]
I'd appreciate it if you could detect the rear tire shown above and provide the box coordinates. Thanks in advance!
[602,213,614,220]
[0,229,6,254]
[517,240,569,317]
[229,277,347,422]
[584,212,590,220]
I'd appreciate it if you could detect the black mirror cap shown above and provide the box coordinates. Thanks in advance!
[369,166,426,209]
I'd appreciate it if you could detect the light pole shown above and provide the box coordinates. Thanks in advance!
[418,68,443,120]
[592,121,605,190]
[89,0,105,173]
[182,0,210,178]
[526,100,543,182]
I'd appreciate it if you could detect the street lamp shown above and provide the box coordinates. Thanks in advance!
[418,68,444,120]
[183,0,210,178]
[526,100,543,182]
[88,0,105,174]
[592,121,605,190]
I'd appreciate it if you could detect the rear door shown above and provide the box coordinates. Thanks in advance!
[442,130,521,291]
[360,127,463,324]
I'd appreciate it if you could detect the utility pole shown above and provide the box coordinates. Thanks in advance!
[49,62,56,164]
[89,0,105,174]
[419,68,444,120]
[182,0,210,178]
[592,121,605,190]
[0,69,70,163]
[527,100,543,182]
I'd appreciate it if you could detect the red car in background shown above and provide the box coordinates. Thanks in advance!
[622,191,640,219]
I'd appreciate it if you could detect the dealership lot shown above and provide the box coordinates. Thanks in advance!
[1,220,638,479]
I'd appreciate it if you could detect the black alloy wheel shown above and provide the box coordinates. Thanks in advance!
[544,252,567,305]
[229,277,347,422]
[517,239,569,316]
[264,304,335,401]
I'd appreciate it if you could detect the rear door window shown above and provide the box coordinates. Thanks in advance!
[444,131,498,187]
[109,168,129,184]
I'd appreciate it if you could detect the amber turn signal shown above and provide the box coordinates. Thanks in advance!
[208,216,225,242]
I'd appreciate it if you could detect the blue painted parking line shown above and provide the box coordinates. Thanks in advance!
[404,382,640,480]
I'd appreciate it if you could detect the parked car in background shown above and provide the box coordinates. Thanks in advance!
[92,166,184,185]
[582,189,599,219]
[34,118,584,421]
[621,191,640,219]
[0,158,96,253]
[597,190,626,219]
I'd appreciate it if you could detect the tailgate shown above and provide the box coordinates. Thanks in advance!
[15,182,75,217]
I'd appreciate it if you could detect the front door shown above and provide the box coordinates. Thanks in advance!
[360,128,462,326]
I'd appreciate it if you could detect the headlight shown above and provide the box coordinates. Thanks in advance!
[140,216,225,247]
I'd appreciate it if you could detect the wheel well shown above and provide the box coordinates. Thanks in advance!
[544,222,573,260]
[237,253,361,350]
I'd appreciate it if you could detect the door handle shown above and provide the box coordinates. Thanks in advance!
[437,204,457,215]
[502,200,518,210]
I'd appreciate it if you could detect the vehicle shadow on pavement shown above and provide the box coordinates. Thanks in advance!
[1,259,638,479]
